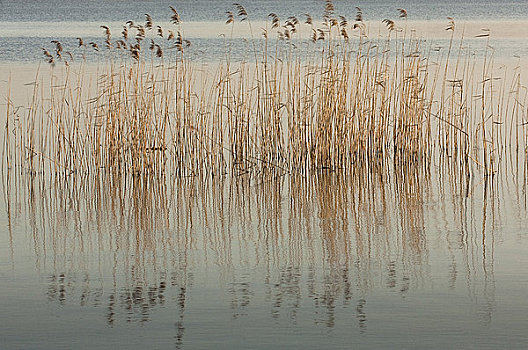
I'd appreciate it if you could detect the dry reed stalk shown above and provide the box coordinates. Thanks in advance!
[3,3,527,181]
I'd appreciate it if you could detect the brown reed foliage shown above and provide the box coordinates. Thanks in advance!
[3,2,528,178]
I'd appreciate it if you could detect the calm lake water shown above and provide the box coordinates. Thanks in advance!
[1,0,528,62]
[2,166,528,349]
[0,164,528,349]
[1,1,528,349]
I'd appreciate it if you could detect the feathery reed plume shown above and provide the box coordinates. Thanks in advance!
[115,39,127,49]
[155,44,163,58]
[446,17,455,31]
[281,28,290,40]
[311,28,317,42]
[100,26,112,48]
[286,16,299,27]
[269,13,280,29]
[324,0,335,19]
[41,48,54,63]
[137,25,145,38]
[145,14,153,29]
[157,25,164,37]
[340,27,349,41]
[382,19,395,31]
[122,26,129,40]
[317,28,325,40]
[170,6,181,24]
[64,51,73,61]
[41,48,52,58]
[339,15,348,28]
[352,22,364,30]
[100,25,111,39]
[355,7,363,22]
[226,11,234,24]
[76,37,85,47]
[304,14,313,26]
[233,3,248,18]
[51,40,63,58]
[130,47,140,60]
[136,25,145,44]
[397,8,408,19]
[174,31,186,51]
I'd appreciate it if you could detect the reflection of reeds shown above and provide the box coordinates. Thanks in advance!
[5,151,506,324]
[4,3,527,177]
[2,154,509,335]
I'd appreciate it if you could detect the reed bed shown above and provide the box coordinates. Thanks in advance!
[3,2,528,178]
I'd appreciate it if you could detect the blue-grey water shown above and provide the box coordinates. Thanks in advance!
[2,0,528,22]
[1,1,528,349]
[0,0,528,62]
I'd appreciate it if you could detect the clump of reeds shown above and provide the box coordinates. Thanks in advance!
[3,2,528,178]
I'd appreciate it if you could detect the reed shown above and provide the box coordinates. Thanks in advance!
[3,2,527,178]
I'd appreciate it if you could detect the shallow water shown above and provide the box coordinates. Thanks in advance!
[1,1,528,349]
[1,165,528,349]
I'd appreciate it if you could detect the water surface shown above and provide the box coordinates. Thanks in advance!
[1,165,528,349]
[1,0,528,62]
